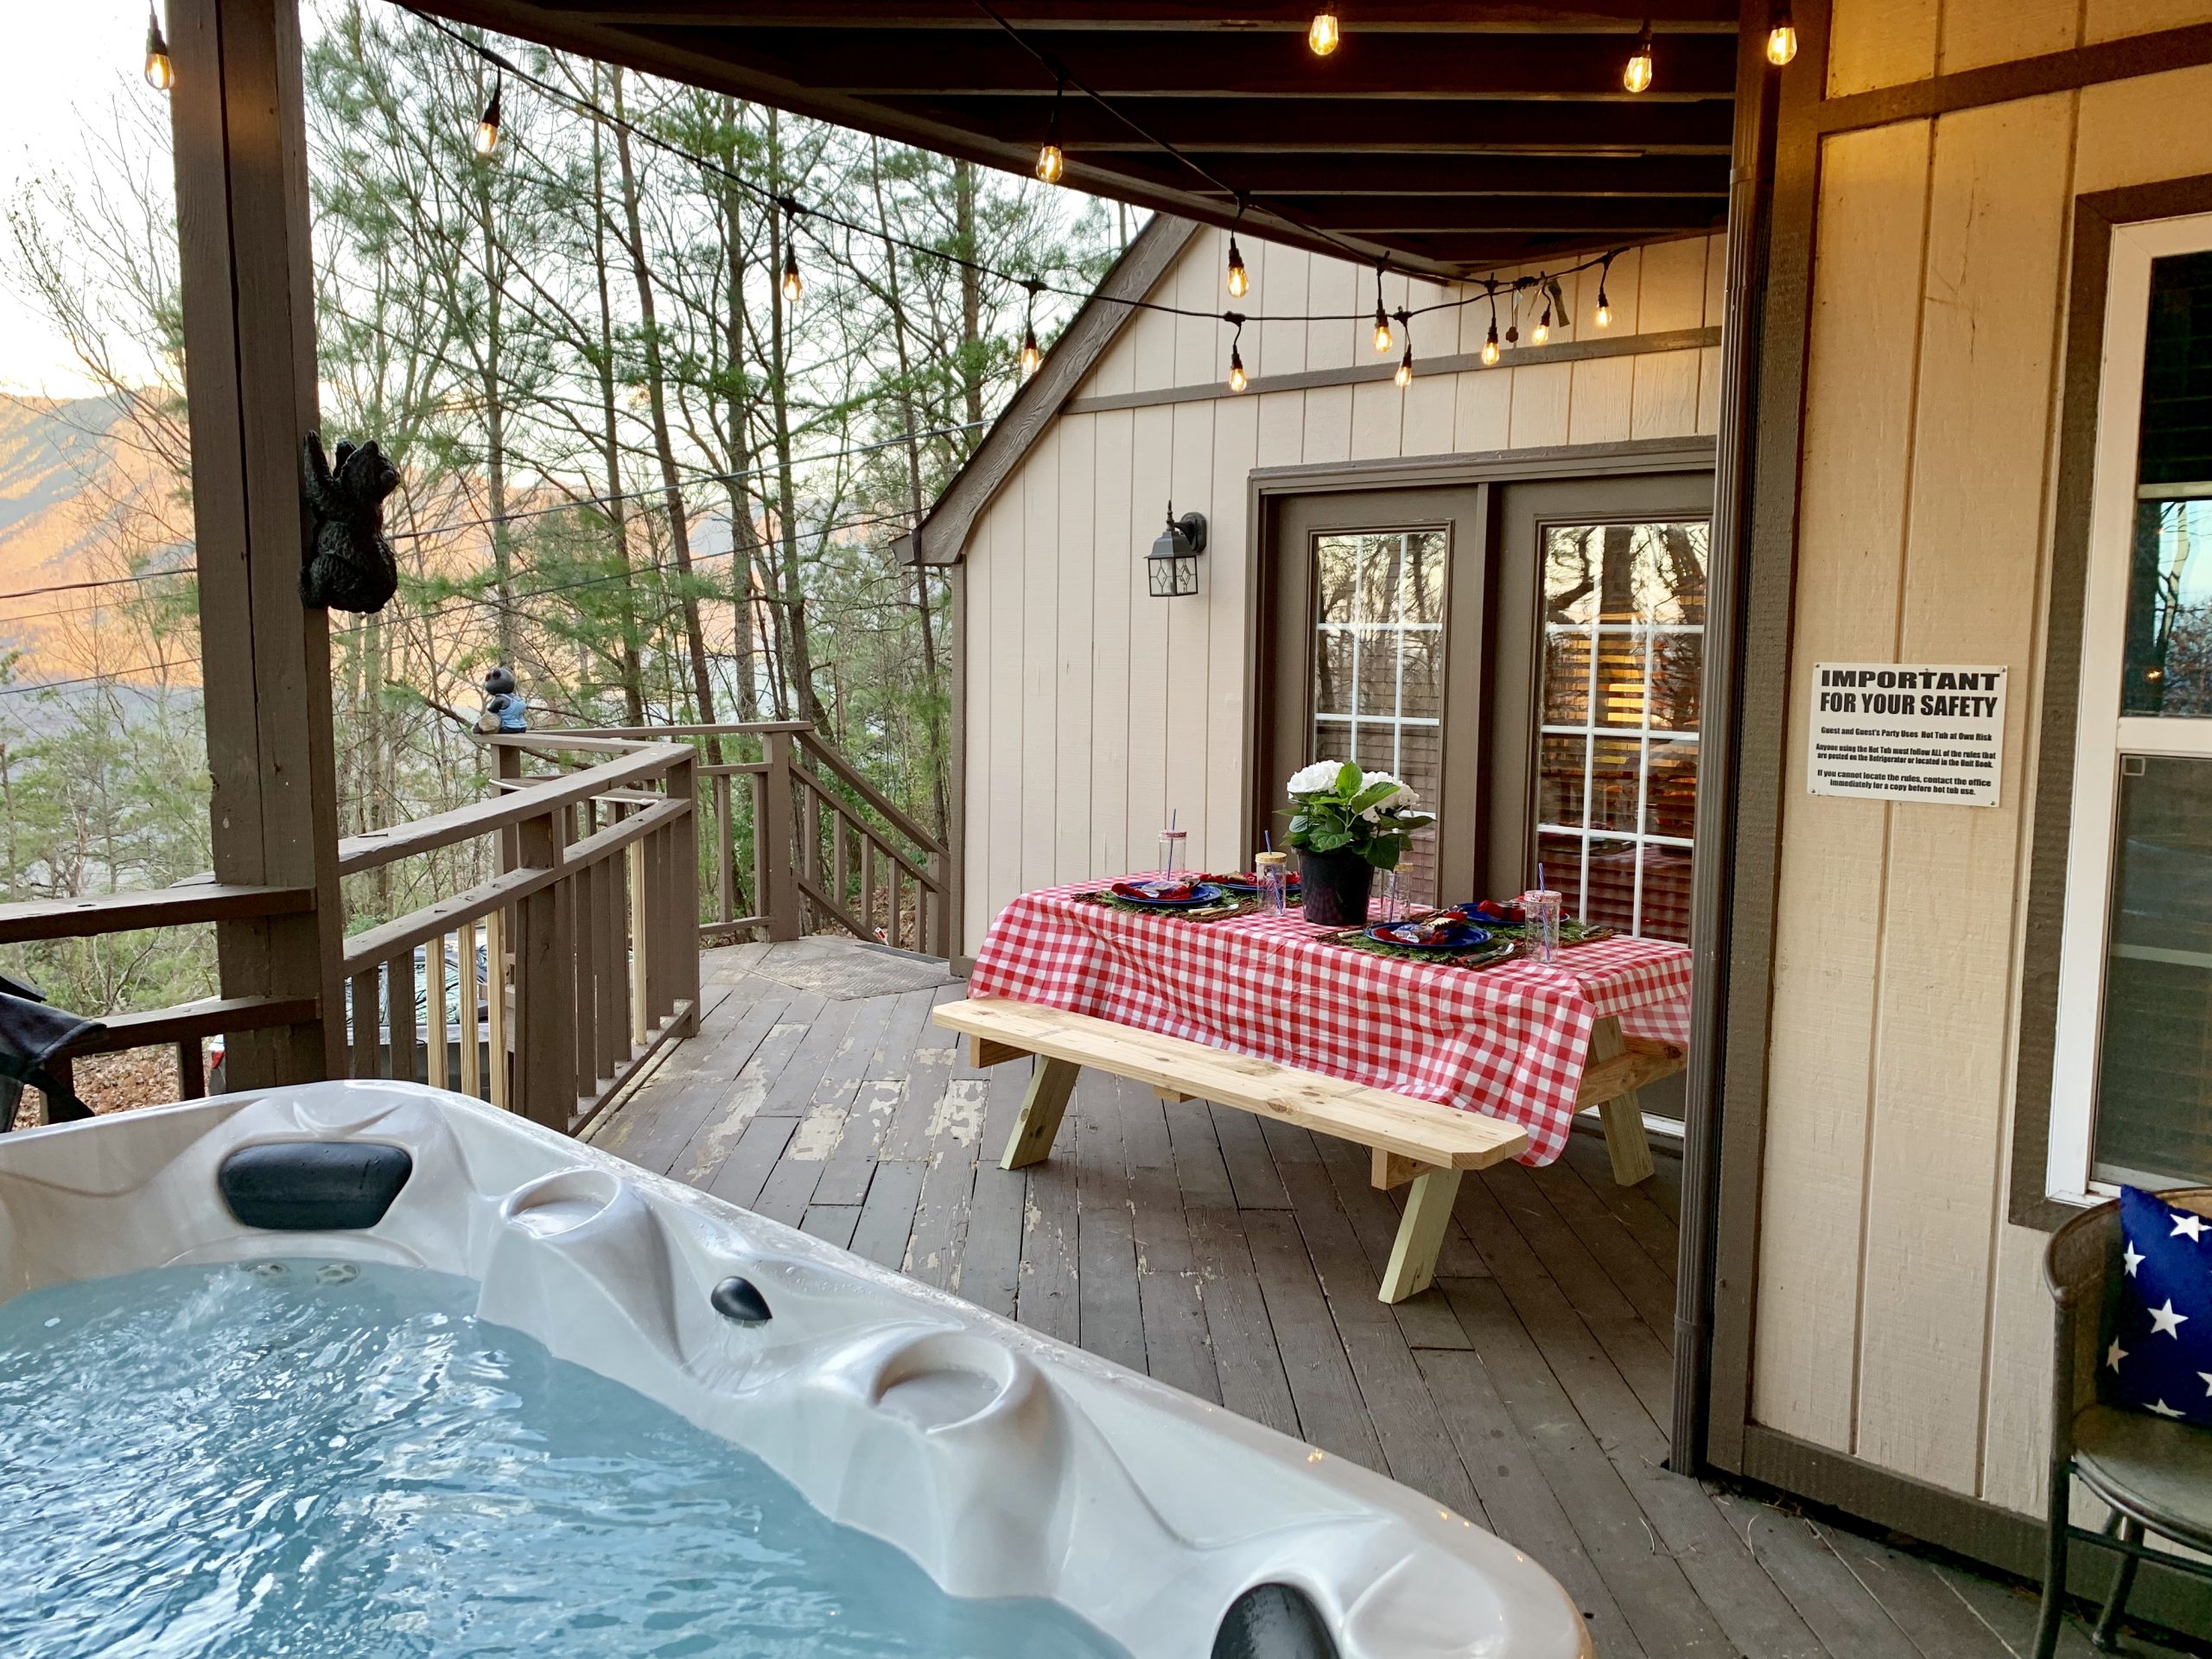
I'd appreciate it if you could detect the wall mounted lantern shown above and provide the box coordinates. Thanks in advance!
[1149,504,1207,598]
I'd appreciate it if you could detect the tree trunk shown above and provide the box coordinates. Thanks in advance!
[765,109,827,730]
[613,68,722,750]
[589,73,647,726]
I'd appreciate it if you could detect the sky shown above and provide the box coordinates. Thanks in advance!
[3,1,164,397]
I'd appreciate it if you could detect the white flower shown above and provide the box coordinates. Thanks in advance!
[1287,760,1345,796]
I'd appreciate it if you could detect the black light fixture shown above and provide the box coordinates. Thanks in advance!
[1035,74,1066,183]
[1148,504,1207,598]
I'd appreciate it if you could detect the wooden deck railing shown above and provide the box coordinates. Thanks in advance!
[556,722,950,960]
[334,732,701,1135]
[0,721,929,1131]
[0,883,323,1118]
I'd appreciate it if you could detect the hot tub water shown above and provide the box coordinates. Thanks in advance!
[0,1260,1129,1659]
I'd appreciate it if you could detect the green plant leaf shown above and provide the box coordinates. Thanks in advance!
[1308,826,1354,853]
[1364,840,1402,870]
[1335,760,1363,798]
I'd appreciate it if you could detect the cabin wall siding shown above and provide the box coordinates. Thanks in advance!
[957,228,1726,946]
[1755,0,2212,1528]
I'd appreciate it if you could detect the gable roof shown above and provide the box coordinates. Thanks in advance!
[893,213,1198,568]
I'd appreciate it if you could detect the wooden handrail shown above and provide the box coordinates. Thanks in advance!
[794,730,946,856]
[0,884,314,944]
[337,741,689,874]
[60,995,319,1058]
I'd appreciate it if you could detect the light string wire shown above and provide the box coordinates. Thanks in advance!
[397,4,1628,337]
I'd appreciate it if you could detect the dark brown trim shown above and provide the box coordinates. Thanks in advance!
[1739,1426,2210,1641]
[1816,22,2212,137]
[893,214,1198,567]
[1704,0,1831,1478]
[1249,436,1718,497]
[946,560,969,963]
[2010,172,2212,1233]
[1670,5,1779,1480]
[1061,325,1724,418]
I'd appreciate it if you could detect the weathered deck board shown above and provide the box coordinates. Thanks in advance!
[588,942,2194,1659]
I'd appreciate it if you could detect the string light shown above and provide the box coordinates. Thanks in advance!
[1594,255,1614,328]
[1482,285,1500,365]
[473,73,502,156]
[1308,10,1341,56]
[779,202,804,303]
[143,5,172,92]
[1766,3,1799,66]
[1225,205,1248,298]
[1035,75,1065,184]
[1394,315,1413,389]
[1624,20,1654,94]
[1534,277,1552,346]
[1371,267,1392,353]
[1227,317,1248,392]
[1020,283,1043,378]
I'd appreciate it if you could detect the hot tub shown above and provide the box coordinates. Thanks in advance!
[0,1081,1591,1658]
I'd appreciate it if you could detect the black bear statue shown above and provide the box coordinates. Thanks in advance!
[301,432,401,613]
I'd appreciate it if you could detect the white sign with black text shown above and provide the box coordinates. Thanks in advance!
[1807,663,2008,807]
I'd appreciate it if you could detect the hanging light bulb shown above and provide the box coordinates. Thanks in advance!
[1482,321,1500,367]
[1228,346,1248,394]
[1624,21,1654,94]
[1372,308,1393,353]
[1035,76,1065,184]
[473,76,502,156]
[1395,343,1413,389]
[782,246,803,304]
[1020,324,1042,378]
[1308,10,1341,56]
[1226,236,1248,299]
[1534,282,1553,346]
[1766,3,1798,65]
[1595,286,1612,327]
[143,5,173,92]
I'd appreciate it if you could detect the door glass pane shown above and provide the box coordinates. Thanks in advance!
[2123,250,2212,716]
[1535,521,1708,941]
[1308,529,1446,906]
[2092,756,2212,1185]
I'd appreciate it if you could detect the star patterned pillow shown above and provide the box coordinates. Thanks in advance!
[2102,1185,2212,1427]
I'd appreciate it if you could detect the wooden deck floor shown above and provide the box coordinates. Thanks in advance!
[590,940,2189,1659]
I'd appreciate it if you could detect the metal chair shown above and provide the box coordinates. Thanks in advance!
[2033,1187,2212,1658]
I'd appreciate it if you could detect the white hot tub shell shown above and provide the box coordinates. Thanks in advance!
[0,1080,1592,1659]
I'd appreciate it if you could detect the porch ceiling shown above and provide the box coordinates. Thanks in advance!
[400,1,1744,279]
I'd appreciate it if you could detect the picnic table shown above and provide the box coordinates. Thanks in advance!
[931,880,1694,1302]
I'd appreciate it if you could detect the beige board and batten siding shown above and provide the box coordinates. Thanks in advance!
[1755,0,2212,1530]
[961,228,1726,947]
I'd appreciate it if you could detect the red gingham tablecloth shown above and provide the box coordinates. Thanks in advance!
[966,882,1694,1166]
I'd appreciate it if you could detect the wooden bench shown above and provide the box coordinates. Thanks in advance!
[930,995,1686,1303]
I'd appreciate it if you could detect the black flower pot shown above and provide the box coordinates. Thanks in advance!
[1297,849,1375,927]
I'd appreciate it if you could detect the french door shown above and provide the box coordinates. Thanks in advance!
[1256,469,1713,930]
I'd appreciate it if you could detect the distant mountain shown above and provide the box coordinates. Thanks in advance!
[0,394,196,686]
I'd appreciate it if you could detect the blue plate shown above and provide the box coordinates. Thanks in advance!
[1111,880,1227,909]
[1365,918,1492,951]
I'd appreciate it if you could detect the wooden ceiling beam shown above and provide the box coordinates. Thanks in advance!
[620,28,1739,99]
[861,92,1737,151]
[1277,195,1725,233]
[1162,152,1734,195]
[524,3,1738,31]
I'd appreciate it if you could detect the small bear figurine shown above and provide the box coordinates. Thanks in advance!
[300,432,400,613]
[477,665,528,734]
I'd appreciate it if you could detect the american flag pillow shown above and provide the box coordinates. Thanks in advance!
[2103,1185,2212,1427]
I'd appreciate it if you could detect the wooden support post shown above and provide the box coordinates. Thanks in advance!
[508,810,569,1128]
[385,949,416,1084]
[178,1039,207,1100]
[171,0,344,1085]
[349,969,378,1078]
[927,849,948,962]
[1378,1167,1463,1303]
[571,860,598,1095]
[761,732,799,941]
[999,1055,1080,1171]
[1588,1014,1656,1186]
[666,753,702,1037]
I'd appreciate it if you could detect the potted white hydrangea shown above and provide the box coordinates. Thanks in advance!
[1283,760,1437,925]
